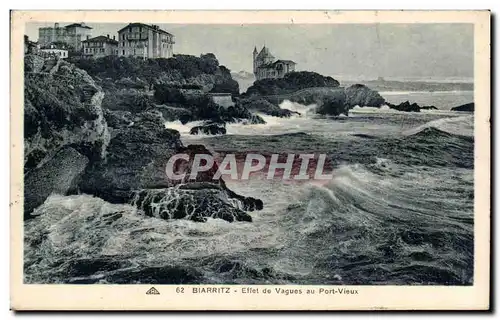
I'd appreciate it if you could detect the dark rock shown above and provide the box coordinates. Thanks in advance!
[154,105,193,122]
[387,101,438,112]
[24,147,89,218]
[420,105,438,110]
[345,84,385,108]
[190,123,227,135]
[387,100,421,112]
[316,89,349,116]
[237,97,297,118]
[132,187,253,222]
[245,71,340,96]
[103,109,133,129]
[451,102,474,112]
[79,111,182,203]
[79,113,263,222]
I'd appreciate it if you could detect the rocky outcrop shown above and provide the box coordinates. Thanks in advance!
[24,54,45,73]
[153,87,265,124]
[236,97,298,118]
[154,105,193,123]
[245,71,340,96]
[132,186,253,222]
[24,147,88,218]
[79,111,182,203]
[315,89,350,116]
[79,111,263,222]
[345,84,385,108]
[387,101,438,112]
[190,123,227,135]
[24,56,110,172]
[451,102,474,112]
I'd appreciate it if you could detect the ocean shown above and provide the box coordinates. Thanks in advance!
[24,91,474,285]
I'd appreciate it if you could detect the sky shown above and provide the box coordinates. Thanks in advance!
[25,22,473,81]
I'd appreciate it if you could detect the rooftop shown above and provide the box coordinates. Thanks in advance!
[65,23,92,29]
[118,23,173,36]
[259,60,297,69]
[82,35,119,45]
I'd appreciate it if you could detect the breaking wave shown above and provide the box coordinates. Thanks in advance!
[404,115,473,137]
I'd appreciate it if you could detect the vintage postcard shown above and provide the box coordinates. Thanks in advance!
[10,10,490,310]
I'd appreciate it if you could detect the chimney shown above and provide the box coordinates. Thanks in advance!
[55,23,59,28]
[86,35,90,40]
[81,22,86,27]
[107,34,110,38]
[113,35,115,40]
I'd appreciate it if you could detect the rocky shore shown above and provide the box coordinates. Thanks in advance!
[24,55,263,222]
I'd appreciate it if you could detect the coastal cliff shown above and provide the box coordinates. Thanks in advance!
[72,54,264,127]
[24,55,262,222]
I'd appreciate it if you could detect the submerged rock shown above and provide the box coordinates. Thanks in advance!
[451,102,474,112]
[387,101,438,112]
[24,147,88,218]
[190,123,227,135]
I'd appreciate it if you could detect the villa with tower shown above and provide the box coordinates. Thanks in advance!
[253,46,296,81]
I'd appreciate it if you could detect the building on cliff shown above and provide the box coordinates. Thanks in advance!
[38,23,92,51]
[82,35,119,58]
[252,46,296,81]
[117,23,175,59]
[39,43,69,59]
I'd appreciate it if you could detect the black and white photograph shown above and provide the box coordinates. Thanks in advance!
[10,10,490,311]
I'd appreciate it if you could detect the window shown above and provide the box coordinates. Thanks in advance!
[122,34,125,40]
[139,27,142,32]
[129,27,132,32]
[122,50,125,55]
[101,48,104,53]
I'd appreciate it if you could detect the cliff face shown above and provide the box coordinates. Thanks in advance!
[24,55,110,171]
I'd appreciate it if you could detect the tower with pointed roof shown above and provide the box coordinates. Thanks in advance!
[253,46,258,74]
[252,46,296,80]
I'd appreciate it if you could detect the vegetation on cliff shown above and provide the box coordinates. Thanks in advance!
[71,53,239,94]
[24,58,109,172]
